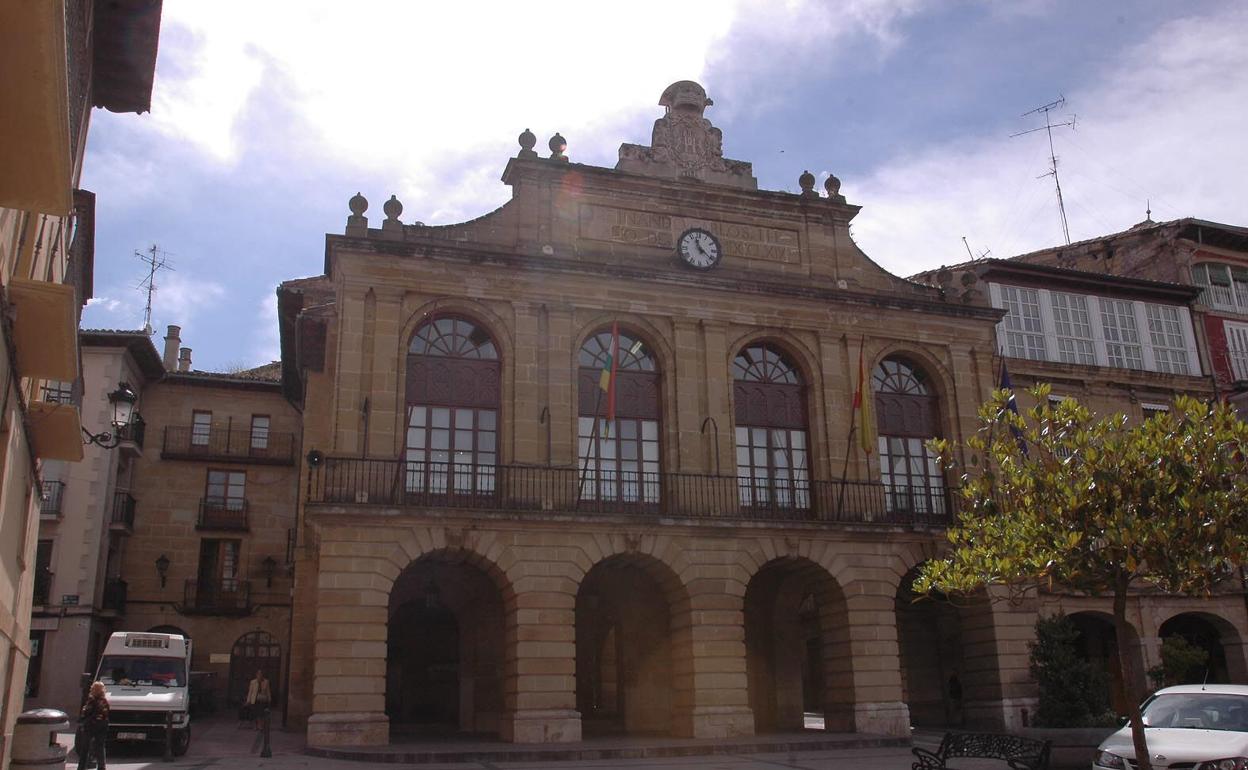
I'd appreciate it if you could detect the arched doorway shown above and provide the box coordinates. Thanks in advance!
[1068,612,1141,715]
[228,630,281,707]
[744,557,852,733]
[895,566,964,728]
[386,553,505,737]
[1158,613,1238,685]
[576,555,685,737]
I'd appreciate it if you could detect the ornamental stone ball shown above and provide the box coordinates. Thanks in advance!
[349,192,368,216]
[824,174,842,197]
[519,128,537,153]
[383,195,403,221]
[549,132,567,160]
[799,170,816,196]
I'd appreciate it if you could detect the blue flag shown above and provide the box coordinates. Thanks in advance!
[1000,360,1027,455]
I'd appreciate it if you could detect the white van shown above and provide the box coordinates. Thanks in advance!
[90,632,192,755]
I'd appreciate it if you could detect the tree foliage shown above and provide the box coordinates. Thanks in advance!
[915,386,1248,770]
[1147,636,1210,690]
[1029,614,1112,727]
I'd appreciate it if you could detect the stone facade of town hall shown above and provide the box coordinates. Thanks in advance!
[274,82,1248,748]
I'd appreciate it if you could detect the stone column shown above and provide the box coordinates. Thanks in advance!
[501,576,581,743]
[960,593,1038,730]
[681,580,755,739]
[305,550,391,747]
[843,590,910,736]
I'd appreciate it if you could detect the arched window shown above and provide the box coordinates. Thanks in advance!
[405,317,500,496]
[577,328,660,505]
[873,357,945,514]
[732,344,809,510]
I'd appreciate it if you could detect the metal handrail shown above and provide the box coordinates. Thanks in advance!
[306,457,954,526]
[162,425,295,463]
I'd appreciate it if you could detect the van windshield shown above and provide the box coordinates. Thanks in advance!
[98,655,185,687]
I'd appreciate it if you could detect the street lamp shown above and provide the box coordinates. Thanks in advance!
[82,382,139,448]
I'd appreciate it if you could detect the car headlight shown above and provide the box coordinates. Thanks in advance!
[1195,759,1248,770]
[1095,751,1126,769]
[173,711,189,724]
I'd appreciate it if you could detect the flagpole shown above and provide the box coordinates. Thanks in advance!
[576,387,605,506]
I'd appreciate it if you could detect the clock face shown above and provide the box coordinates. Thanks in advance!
[678,228,721,270]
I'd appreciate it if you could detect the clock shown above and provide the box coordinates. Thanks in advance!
[677,228,721,270]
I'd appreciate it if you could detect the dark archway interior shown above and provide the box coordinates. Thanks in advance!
[386,556,505,737]
[576,558,673,736]
[1160,614,1231,684]
[895,568,964,728]
[745,558,851,733]
[1069,613,1128,714]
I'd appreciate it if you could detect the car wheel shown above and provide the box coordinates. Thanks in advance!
[172,727,190,756]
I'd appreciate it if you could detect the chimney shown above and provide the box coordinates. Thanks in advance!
[162,325,181,370]
[178,347,192,372]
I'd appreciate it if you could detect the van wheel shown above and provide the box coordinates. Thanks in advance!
[172,727,190,756]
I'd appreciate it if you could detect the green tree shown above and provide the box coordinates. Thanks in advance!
[915,387,1248,770]
[1029,614,1110,727]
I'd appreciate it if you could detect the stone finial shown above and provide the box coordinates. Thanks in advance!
[383,195,403,221]
[518,128,538,158]
[799,170,817,197]
[824,173,845,203]
[382,195,403,235]
[549,133,568,162]
[346,192,368,236]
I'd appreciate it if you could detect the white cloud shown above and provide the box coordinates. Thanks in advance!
[143,0,922,224]
[251,292,280,366]
[83,271,227,336]
[846,5,1248,274]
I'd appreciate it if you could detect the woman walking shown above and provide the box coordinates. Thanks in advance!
[244,670,272,730]
[77,681,110,770]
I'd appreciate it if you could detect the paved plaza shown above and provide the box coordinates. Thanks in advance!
[54,715,936,770]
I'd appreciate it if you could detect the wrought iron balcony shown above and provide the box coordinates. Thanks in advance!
[40,480,65,517]
[162,425,294,465]
[196,498,249,531]
[102,578,127,614]
[306,458,955,527]
[109,492,136,532]
[182,578,251,615]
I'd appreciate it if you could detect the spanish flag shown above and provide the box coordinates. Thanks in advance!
[853,339,875,455]
[598,322,619,436]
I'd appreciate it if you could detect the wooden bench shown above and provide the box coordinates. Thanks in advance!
[913,732,1052,770]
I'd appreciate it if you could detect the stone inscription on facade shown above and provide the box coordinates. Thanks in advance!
[578,204,800,264]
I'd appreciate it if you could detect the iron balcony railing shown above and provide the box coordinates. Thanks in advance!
[306,457,955,527]
[40,480,65,517]
[162,425,295,465]
[182,578,251,615]
[197,498,249,531]
[110,492,136,530]
[102,578,127,613]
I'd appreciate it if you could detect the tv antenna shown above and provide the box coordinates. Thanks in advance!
[135,244,174,335]
[962,236,991,261]
[1011,96,1076,245]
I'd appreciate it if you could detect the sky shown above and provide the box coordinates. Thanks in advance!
[80,0,1248,372]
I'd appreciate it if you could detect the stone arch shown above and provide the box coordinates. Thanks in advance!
[1157,611,1245,684]
[743,555,853,732]
[385,544,514,737]
[725,329,823,403]
[392,297,516,460]
[574,547,695,737]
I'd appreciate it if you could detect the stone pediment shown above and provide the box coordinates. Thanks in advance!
[616,81,757,190]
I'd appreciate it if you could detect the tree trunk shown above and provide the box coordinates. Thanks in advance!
[1113,578,1151,770]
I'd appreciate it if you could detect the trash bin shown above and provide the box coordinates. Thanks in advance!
[11,709,69,769]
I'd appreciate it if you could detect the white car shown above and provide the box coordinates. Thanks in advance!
[1093,684,1248,770]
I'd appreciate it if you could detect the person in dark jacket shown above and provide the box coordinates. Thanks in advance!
[78,681,110,770]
